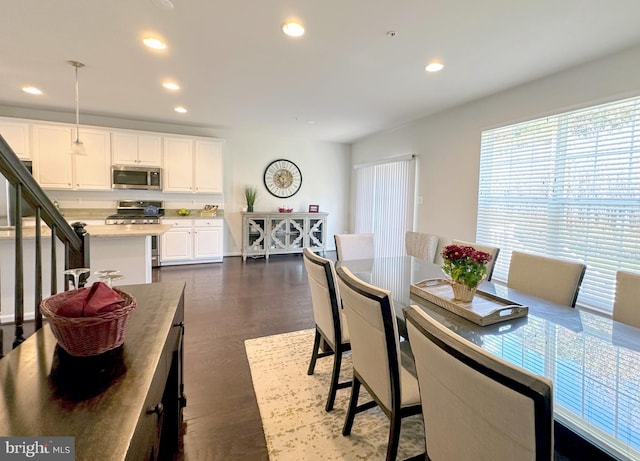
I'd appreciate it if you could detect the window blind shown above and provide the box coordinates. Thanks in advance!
[477,96,640,312]
[355,157,416,258]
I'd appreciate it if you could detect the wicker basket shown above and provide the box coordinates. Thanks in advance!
[40,288,137,357]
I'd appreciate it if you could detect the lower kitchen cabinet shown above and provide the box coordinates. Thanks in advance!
[241,212,328,261]
[160,218,223,265]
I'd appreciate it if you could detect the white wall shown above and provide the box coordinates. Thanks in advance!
[351,44,640,243]
[0,107,351,256]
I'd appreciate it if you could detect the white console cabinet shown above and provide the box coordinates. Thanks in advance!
[241,212,328,261]
[160,218,223,265]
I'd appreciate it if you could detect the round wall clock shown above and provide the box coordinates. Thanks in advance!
[263,159,302,198]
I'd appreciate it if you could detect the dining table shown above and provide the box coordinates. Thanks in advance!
[337,255,640,461]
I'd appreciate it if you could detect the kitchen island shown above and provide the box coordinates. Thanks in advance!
[0,223,171,323]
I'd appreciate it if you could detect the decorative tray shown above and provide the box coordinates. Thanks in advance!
[410,278,528,326]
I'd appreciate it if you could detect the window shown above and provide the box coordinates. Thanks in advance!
[477,96,640,313]
[354,156,416,258]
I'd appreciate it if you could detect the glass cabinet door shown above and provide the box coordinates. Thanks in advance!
[307,218,325,248]
[247,218,267,251]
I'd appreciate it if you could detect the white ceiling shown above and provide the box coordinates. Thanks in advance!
[2,0,640,144]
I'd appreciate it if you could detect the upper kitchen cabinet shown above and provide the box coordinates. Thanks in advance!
[163,137,223,194]
[111,131,162,167]
[32,124,111,190]
[0,118,30,160]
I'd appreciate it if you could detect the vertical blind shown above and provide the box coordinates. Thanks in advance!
[477,96,640,313]
[355,156,416,258]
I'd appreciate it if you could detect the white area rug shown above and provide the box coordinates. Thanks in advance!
[245,329,425,461]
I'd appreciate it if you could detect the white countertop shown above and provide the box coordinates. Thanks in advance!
[0,224,172,240]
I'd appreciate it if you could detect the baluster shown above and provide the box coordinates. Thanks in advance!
[34,207,43,331]
[51,224,58,295]
[13,183,25,348]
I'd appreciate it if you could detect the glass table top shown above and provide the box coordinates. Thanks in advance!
[338,256,640,461]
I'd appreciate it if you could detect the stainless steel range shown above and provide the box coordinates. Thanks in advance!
[105,200,165,224]
[105,200,164,267]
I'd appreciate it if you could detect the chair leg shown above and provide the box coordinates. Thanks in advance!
[325,343,344,412]
[342,376,361,436]
[386,409,402,461]
[307,329,322,375]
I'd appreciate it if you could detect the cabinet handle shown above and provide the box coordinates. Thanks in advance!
[146,402,164,416]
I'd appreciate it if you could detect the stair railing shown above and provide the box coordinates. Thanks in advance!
[0,135,90,357]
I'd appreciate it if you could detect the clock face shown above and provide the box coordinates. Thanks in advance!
[264,159,302,198]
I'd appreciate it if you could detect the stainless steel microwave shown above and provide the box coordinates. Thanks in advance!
[112,165,162,190]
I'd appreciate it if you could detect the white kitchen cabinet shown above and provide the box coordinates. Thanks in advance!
[111,131,162,167]
[163,137,223,193]
[160,218,223,265]
[194,140,223,193]
[0,118,30,159]
[32,124,111,190]
[194,219,223,260]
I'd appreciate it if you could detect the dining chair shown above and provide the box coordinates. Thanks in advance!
[613,270,640,329]
[451,239,500,281]
[405,305,554,461]
[507,251,586,307]
[334,233,375,261]
[405,231,439,262]
[302,248,352,411]
[335,266,422,461]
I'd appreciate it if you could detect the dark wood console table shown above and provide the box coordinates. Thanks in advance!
[0,282,186,460]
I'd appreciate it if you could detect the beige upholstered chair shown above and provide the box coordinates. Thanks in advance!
[613,270,640,329]
[507,251,586,307]
[451,239,500,281]
[334,233,375,261]
[336,266,421,461]
[405,305,554,461]
[303,248,351,411]
[405,231,439,262]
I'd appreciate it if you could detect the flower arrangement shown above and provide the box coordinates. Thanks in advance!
[441,244,493,289]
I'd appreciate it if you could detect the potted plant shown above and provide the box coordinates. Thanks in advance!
[441,244,492,302]
[244,186,257,212]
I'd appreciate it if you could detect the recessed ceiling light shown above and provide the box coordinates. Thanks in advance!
[174,106,187,113]
[22,86,43,95]
[425,62,444,72]
[282,22,305,37]
[143,37,167,50]
[163,81,180,91]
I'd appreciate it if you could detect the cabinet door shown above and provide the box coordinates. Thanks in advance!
[137,135,162,167]
[74,128,111,190]
[194,223,222,260]
[161,227,192,261]
[194,140,223,193]
[163,138,193,192]
[0,119,30,159]
[111,132,139,165]
[32,124,73,189]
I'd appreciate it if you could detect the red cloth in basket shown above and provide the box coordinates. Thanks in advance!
[54,282,125,317]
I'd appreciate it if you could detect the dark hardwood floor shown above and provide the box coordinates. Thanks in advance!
[154,254,317,461]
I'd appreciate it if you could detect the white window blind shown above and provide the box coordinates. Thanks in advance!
[355,156,416,258]
[477,96,640,312]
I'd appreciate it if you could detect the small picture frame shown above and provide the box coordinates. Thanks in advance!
[308,204,319,213]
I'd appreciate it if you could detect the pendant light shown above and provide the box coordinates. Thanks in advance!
[68,60,87,156]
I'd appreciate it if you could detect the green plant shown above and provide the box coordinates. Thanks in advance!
[441,244,492,288]
[244,185,257,207]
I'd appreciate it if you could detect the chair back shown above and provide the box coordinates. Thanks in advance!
[405,231,440,262]
[336,265,400,411]
[507,251,586,307]
[614,270,640,329]
[334,233,375,261]
[405,305,553,461]
[303,248,347,349]
[451,239,500,281]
